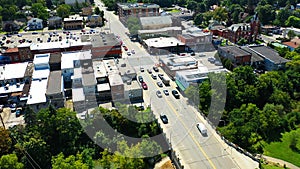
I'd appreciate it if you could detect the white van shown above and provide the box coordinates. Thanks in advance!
[196,123,207,135]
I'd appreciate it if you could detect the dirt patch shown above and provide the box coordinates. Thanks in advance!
[160,160,175,169]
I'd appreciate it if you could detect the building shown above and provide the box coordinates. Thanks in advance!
[248,45,290,71]
[218,46,252,66]
[240,46,264,68]
[93,61,111,102]
[159,54,198,78]
[82,6,93,16]
[175,67,228,91]
[27,18,43,30]
[140,16,172,30]
[63,15,84,30]
[81,33,122,59]
[2,20,23,32]
[282,38,300,51]
[49,53,62,71]
[178,27,214,52]
[138,27,182,40]
[109,73,124,102]
[0,62,29,105]
[48,16,62,29]
[46,70,64,108]
[65,0,87,5]
[86,14,103,28]
[27,54,50,111]
[117,3,160,25]
[3,39,92,62]
[143,37,185,55]
[124,80,143,103]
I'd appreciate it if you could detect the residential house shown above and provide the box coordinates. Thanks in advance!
[283,38,300,51]
[63,15,84,30]
[218,46,252,66]
[117,3,160,25]
[65,0,88,5]
[2,20,23,32]
[27,18,43,30]
[48,16,62,29]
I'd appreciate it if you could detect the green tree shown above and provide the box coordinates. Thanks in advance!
[187,0,197,12]
[185,85,199,105]
[127,17,141,35]
[51,153,90,169]
[56,4,71,18]
[194,13,204,26]
[287,30,296,39]
[0,127,12,156]
[94,6,101,15]
[255,4,275,25]
[274,8,292,26]
[0,154,24,169]
[285,16,300,28]
[212,7,228,22]
[31,3,49,21]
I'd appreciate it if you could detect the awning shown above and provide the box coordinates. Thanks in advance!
[175,79,186,91]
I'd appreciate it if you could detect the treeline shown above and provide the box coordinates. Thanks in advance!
[0,104,165,168]
[185,53,300,153]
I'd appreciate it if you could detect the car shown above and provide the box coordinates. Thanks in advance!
[142,82,148,90]
[15,108,22,117]
[191,51,195,56]
[147,69,152,74]
[32,32,38,35]
[123,46,128,51]
[140,66,144,72]
[151,73,157,79]
[17,34,22,37]
[81,29,86,32]
[10,103,17,112]
[153,66,159,72]
[138,76,143,83]
[163,89,169,95]
[160,114,168,124]
[157,81,163,87]
[127,52,131,56]
[208,57,215,63]
[131,49,135,54]
[158,74,164,80]
[6,40,10,44]
[2,37,6,40]
[172,90,180,99]
[156,90,162,98]
[27,40,32,43]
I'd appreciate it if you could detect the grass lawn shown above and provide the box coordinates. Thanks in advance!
[164,8,180,13]
[261,163,288,169]
[263,128,300,167]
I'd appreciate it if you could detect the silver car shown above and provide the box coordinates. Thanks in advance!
[156,90,162,98]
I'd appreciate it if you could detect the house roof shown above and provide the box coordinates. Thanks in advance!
[49,53,62,64]
[227,23,250,32]
[46,70,62,95]
[140,16,172,28]
[248,45,289,64]
[28,18,43,23]
[4,48,18,53]
[240,46,264,62]
[219,46,250,57]
[118,3,160,10]
[283,41,300,49]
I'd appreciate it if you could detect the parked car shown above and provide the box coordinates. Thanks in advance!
[138,76,143,83]
[127,52,131,56]
[172,90,180,99]
[156,90,162,98]
[158,74,164,80]
[157,81,163,87]
[32,32,38,35]
[163,89,169,96]
[131,49,135,54]
[10,103,17,112]
[147,69,152,74]
[140,66,144,72]
[15,108,22,117]
[153,66,159,72]
[160,114,168,124]
[151,73,157,79]
[196,123,207,135]
[142,82,148,90]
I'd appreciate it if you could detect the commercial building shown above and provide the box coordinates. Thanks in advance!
[81,33,122,59]
[117,3,160,25]
[48,16,62,29]
[218,46,251,66]
[46,70,64,108]
[63,15,84,30]
[143,37,185,55]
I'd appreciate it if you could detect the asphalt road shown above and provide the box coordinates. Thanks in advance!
[94,0,259,168]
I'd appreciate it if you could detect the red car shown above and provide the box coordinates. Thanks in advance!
[142,82,148,90]
[123,46,128,51]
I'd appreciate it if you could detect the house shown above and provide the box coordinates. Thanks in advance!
[86,14,103,28]
[63,15,84,30]
[27,18,43,30]
[178,27,214,52]
[81,33,122,59]
[117,3,160,25]
[218,46,252,66]
[283,38,300,51]
[2,20,23,32]
[46,70,64,108]
[248,45,290,71]
[48,16,62,29]
[65,0,88,5]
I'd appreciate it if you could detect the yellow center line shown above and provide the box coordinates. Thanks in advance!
[146,73,217,169]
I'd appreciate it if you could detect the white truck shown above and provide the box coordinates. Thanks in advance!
[196,123,207,135]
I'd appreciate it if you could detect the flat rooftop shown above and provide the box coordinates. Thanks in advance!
[81,33,120,47]
[18,39,91,50]
[124,80,141,91]
[93,61,107,78]
[118,3,160,10]
[27,70,49,105]
[103,59,119,75]
[0,62,28,80]
[177,68,228,81]
[144,37,184,48]
[33,53,50,65]
[46,70,62,95]
[109,74,123,86]
[138,27,182,34]
[219,46,250,57]
[72,88,85,102]
[97,83,110,92]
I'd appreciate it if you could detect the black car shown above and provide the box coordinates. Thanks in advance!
[153,66,159,72]
[138,76,143,83]
[147,69,152,74]
[158,74,164,80]
[172,90,180,99]
[160,114,168,124]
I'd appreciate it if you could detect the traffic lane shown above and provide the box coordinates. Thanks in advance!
[142,72,217,168]
[165,92,239,169]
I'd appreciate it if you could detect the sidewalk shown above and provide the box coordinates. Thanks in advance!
[261,155,300,169]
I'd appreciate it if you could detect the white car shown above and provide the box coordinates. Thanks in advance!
[156,90,162,98]
[131,49,135,54]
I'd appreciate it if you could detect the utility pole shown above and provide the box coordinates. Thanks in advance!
[0,113,5,129]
